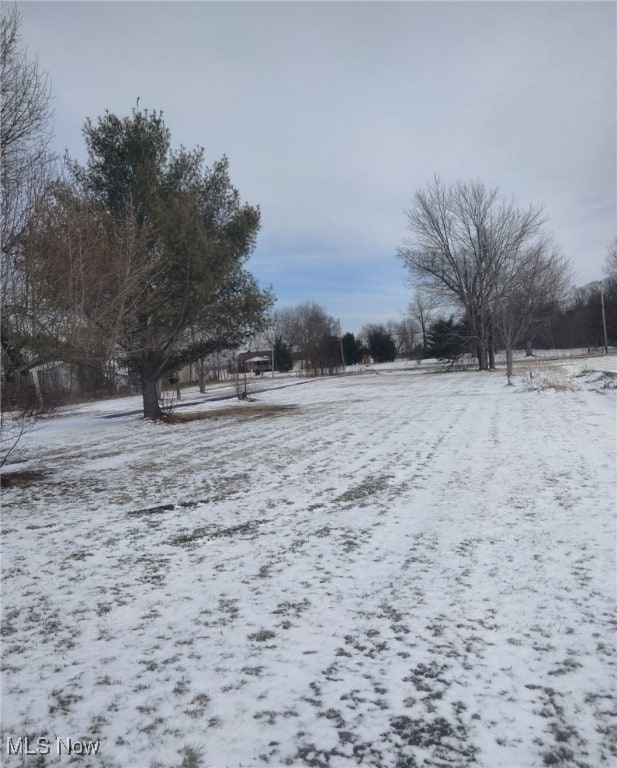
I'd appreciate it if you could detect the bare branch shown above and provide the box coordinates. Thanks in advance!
[398,178,570,373]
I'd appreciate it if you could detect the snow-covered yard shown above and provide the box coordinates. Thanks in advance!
[1,356,615,768]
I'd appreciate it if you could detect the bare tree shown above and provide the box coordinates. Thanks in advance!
[21,186,162,369]
[1,6,55,258]
[269,307,304,351]
[493,240,571,384]
[600,237,617,353]
[249,307,305,377]
[408,289,439,354]
[603,237,617,287]
[398,178,558,371]
[281,302,338,375]
[1,5,57,411]
[388,317,418,358]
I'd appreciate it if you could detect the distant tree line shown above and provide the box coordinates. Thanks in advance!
[253,267,616,381]
[270,190,614,382]
[258,311,407,372]
[402,246,617,368]
[536,275,617,350]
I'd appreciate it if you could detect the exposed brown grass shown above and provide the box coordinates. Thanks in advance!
[0,469,48,488]
[160,403,299,423]
[170,519,264,546]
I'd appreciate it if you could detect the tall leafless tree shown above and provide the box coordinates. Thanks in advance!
[1,6,57,380]
[1,6,55,256]
[408,288,439,354]
[492,239,571,383]
[276,302,338,375]
[398,178,567,373]
[387,317,417,358]
[603,237,617,287]
[268,307,305,351]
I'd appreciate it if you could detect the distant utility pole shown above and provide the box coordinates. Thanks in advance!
[600,281,609,354]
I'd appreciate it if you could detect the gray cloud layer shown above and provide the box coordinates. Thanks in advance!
[17,1,616,330]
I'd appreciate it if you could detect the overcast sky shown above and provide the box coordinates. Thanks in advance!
[15,0,617,334]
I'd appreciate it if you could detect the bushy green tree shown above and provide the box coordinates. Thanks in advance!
[318,334,343,374]
[273,337,293,372]
[342,332,364,365]
[367,326,397,363]
[31,106,272,418]
[427,316,470,362]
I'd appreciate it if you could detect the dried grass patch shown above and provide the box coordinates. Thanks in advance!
[525,366,574,393]
[161,403,299,423]
[170,519,264,546]
[0,469,48,488]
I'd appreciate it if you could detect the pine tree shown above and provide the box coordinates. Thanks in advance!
[342,332,364,365]
[31,106,273,418]
[427,317,469,362]
[273,338,293,372]
[367,327,397,363]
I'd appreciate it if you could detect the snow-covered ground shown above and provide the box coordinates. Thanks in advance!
[1,356,615,768]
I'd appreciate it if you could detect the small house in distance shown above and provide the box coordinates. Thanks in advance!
[237,351,272,375]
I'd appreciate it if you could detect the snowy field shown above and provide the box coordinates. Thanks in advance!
[1,356,616,768]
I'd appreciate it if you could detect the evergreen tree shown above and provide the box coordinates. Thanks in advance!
[342,332,364,365]
[427,316,469,362]
[31,106,272,418]
[318,334,342,374]
[273,337,293,372]
[367,326,397,363]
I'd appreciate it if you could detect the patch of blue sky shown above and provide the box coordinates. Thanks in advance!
[249,238,411,334]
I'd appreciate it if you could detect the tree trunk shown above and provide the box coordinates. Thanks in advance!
[420,318,427,352]
[488,316,496,369]
[469,312,488,371]
[31,368,44,408]
[476,341,488,371]
[142,377,163,419]
[506,346,514,385]
[525,339,533,357]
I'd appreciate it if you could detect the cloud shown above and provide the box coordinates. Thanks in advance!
[16,0,616,329]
